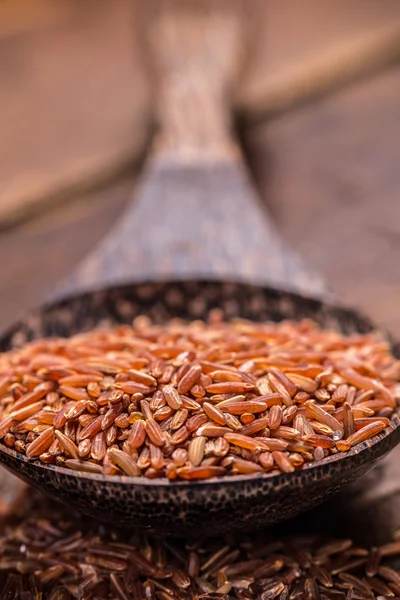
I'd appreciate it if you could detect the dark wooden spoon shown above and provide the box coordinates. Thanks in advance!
[0,1,398,536]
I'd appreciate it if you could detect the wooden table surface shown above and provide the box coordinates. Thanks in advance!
[0,0,399,227]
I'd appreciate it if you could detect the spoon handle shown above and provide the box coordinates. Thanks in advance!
[56,0,327,300]
[149,0,244,163]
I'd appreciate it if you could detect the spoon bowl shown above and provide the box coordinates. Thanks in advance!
[1,3,398,535]
[0,280,399,535]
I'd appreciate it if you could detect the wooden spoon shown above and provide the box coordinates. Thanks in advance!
[0,1,398,536]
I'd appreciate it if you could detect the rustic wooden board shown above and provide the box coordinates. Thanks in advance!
[0,0,151,228]
[246,66,400,336]
[239,0,400,121]
[0,0,399,228]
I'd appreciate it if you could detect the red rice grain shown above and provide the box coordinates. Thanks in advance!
[0,315,397,480]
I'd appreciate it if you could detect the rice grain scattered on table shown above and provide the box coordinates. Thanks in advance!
[1,489,400,599]
[0,314,399,479]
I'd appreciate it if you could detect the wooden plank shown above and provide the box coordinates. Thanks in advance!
[0,178,132,332]
[0,0,150,228]
[246,67,400,336]
[0,0,399,228]
[239,0,400,120]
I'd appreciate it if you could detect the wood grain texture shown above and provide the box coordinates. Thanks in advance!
[0,0,399,228]
[239,0,400,122]
[57,161,326,300]
[246,67,400,334]
[0,179,133,331]
[145,0,246,161]
[0,0,151,228]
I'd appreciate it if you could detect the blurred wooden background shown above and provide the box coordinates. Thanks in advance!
[1,0,400,225]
